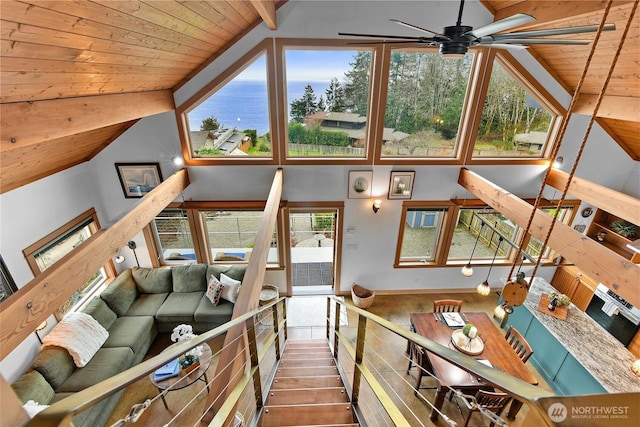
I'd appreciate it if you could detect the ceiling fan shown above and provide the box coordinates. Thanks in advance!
[339,0,615,56]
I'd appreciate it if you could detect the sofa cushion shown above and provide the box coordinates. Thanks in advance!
[194,296,234,324]
[132,267,172,293]
[207,264,246,283]
[172,264,208,292]
[103,316,156,356]
[100,269,138,316]
[32,346,76,390]
[82,297,117,330]
[155,292,202,325]
[11,370,55,405]
[57,347,135,392]
[126,293,168,316]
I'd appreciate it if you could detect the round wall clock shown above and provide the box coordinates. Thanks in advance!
[581,207,593,218]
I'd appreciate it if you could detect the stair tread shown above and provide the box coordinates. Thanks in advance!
[267,387,348,405]
[261,403,355,427]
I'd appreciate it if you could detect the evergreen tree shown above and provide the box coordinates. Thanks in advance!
[317,95,327,112]
[200,116,221,131]
[325,78,346,112]
[289,84,319,123]
[344,51,372,114]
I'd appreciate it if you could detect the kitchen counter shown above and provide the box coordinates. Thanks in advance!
[521,277,640,393]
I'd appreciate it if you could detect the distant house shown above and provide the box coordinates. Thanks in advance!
[304,112,409,147]
[190,127,250,155]
[514,131,547,152]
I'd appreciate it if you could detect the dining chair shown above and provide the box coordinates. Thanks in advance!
[504,325,534,363]
[433,299,463,313]
[406,325,436,394]
[457,389,512,427]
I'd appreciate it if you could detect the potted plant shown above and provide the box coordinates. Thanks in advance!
[610,219,638,239]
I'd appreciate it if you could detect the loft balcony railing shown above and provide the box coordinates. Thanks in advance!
[26,294,638,427]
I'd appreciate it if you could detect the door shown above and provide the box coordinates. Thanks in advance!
[288,208,339,296]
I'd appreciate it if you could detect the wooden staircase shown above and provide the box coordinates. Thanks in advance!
[260,339,359,427]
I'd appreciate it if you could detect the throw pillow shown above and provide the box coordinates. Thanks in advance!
[41,312,109,367]
[220,273,241,303]
[206,275,225,306]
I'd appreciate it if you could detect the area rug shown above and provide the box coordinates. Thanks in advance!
[287,296,348,327]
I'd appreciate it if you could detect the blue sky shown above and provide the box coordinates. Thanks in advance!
[237,50,359,82]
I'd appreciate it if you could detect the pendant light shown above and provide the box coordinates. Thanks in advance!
[461,223,485,277]
[477,236,503,296]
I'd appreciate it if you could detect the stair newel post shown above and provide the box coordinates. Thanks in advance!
[352,314,368,403]
[271,302,282,360]
[245,316,264,408]
[332,299,340,358]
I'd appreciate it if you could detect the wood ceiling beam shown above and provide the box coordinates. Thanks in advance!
[458,168,640,307]
[0,169,190,359]
[573,94,640,122]
[0,90,174,151]
[492,1,634,29]
[250,0,278,30]
[547,169,640,225]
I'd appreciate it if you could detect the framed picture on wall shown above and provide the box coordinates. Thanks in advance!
[115,163,163,198]
[388,171,415,199]
[348,171,373,199]
[1,255,18,303]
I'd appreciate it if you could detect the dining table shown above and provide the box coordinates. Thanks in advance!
[410,311,538,422]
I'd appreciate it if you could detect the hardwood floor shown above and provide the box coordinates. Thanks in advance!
[105,291,552,426]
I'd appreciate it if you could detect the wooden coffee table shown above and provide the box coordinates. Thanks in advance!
[149,342,212,409]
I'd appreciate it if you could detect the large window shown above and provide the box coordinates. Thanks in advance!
[448,208,516,263]
[183,49,274,160]
[471,57,558,159]
[381,49,474,159]
[23,208,112,315]
[151,204,282,267]
[396,205,450,265]
[201,210,279,264]
[284,47,374,159]
[152,208,196,263]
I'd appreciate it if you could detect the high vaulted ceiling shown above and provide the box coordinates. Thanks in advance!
[1,1,638,194]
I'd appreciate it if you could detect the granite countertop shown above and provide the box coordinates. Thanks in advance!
[524,277,640,393]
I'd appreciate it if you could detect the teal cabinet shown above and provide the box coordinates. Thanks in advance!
[506,305,605,396]
[554,354,606,395]
[526,320,568,382]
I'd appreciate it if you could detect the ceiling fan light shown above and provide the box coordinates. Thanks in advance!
[440,42,468,57]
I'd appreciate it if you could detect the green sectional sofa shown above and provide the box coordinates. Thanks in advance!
[11,263,246,427]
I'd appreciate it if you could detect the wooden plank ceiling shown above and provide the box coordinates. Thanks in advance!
[0,0,638,194]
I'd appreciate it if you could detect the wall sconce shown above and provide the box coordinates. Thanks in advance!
[552,156,564,168]
[372,199,382,213]
[35,321,48,344]
[632,360,640,377]
[461,223,485,277]
[172,156,184,167]
[477,236,503,296]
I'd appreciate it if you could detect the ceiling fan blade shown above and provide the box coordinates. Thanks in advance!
[346,40,435,46]
[486,38,591,45]
[468,13,535,39]
[389,18,448,38]
[339,32,428,40]
[485,44,529,50]
[491,23,615,40]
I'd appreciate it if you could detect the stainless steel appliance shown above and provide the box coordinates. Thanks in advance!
[585,283,640,347]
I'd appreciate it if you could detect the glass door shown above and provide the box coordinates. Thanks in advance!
[289,210,337,295]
